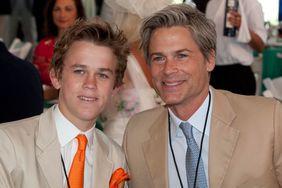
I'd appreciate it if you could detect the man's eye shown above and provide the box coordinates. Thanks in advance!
[98,73,109,79]
[176,53,188,59]
[73,69,84,74]
[151,56,166,64]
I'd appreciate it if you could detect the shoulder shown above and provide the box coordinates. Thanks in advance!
[38,36,55,45]
[125,106,167,134]
[129,106,166,122]
[242,0,263,12]
[15,56,40,77]
[0,116,41,167]
[244,0,262,6]
[206,0,220,13]
[35,36,55,50]
[0,116,40,141]
[213,89,281,118]
[216,89,279,106]
[34,36,56,60]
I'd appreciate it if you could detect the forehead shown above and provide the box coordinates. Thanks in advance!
[149,26,198,53]
[63,40,117,69]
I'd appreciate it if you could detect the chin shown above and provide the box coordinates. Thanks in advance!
[79,111,99,120]
[163,96,184,105]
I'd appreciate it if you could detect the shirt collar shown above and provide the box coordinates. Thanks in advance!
[53,105,95,147]
[169,89,213,137]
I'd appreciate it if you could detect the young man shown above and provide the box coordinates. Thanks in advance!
[123,4,282,188]
[0,19,129,188]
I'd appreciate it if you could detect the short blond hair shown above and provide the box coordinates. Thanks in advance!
[50,18,130,88]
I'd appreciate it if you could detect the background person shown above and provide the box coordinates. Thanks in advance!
[0,38,43,123]
[206,0,267,95]
[32,0,85,100]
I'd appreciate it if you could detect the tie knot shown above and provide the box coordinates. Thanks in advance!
[179,122,193,139]
[76,134,88,151]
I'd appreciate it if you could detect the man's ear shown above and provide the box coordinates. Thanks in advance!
[49,69,61,89]
[206,50,216,72]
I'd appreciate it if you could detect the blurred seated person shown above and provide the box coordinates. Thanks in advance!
[100,0,170,145]
[32,0,85,100]
[0,38,43,123]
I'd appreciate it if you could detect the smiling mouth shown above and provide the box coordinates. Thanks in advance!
[162,80,183,86]
[79,96,98,101]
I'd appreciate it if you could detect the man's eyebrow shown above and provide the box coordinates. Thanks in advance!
[98,68,114,75]
[175,48,191,53]
[71,64,86,68]
[149,49,191,57]
[70,65,114,74]
[149,52,164,58]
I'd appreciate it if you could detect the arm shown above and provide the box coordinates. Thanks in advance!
[274,101,282,186]
[0,160,15,188]
[248,30,265,53]
[0,130,16,188]
[229,11,265,52]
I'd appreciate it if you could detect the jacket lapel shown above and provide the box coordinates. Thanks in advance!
[35,108,63,188]
[208,89,240,188]
[142,107,169,188]
[91,130,113,188]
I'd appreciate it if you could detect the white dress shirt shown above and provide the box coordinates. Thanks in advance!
[206,0,267,66]
[53,105,95,188]
[168,90,213,188]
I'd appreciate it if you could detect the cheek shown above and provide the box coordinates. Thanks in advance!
[70,12,78,20]
[100,82,115,97]
[150,65,161,79]
[52,12,59,19]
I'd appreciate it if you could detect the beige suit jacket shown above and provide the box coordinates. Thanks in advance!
[123,88,282,188]
[0,108,127,188]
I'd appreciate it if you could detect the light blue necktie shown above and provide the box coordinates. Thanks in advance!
[179,122,207,188]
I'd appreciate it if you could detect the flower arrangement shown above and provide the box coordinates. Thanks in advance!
[116,89,140,117]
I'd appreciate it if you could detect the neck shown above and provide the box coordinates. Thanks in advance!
[75,122,95,132]
[58,29,66,39]
[57,104,96,132]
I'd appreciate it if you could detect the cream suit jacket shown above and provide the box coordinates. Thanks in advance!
[0,108,127,188]
[123,88,282,188]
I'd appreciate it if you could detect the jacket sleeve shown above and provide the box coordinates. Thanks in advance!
[0,160,15,188]
[0,130,16,188]
[274,100,282,186]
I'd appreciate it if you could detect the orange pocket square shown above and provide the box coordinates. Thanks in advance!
[109,168,129,188]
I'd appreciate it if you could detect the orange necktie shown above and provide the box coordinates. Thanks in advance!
[68,134,88,188]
